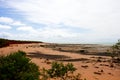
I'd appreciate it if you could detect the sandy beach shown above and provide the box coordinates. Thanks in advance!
[0,43,120,80]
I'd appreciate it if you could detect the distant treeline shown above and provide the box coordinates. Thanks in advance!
[0,38,42,48]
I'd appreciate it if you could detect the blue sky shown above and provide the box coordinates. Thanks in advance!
[0,0,120,44]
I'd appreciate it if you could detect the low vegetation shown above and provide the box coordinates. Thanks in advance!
[0,51,40,80]
[0,38,9,48]
[111,40,120,59]
[0,38,42,48]
[108,40,120,63]
[40,62,81,80]
[0,51,82,80]
[47,62,76,77]
[106,40,120,67]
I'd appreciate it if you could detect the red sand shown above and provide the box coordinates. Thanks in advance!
[0,43,120,80]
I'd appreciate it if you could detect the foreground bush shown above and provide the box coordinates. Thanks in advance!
[0,51,40,80]
[40,62,81,80]
[47,62,76,78]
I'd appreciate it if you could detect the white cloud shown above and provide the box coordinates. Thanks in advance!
[1,0,120,43]
[16,25,73,38]
[0,16,25,26]
[0,32,12,38]
[15,24,79,42]
[40,27,74,38]
[6,0,120,27]
[0,24,11,29]
[11,21,25,26]
[17,26,37,33]
[0,17,13,23]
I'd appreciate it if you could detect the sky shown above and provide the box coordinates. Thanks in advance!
[0,0,120,44]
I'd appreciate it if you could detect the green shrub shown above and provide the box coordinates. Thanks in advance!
[47,62,76,78]
[0,38,9,48]
[0,51,40,80]
[111,40,120,60]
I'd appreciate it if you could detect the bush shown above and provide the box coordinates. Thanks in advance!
[111,40,120,60]
[0,38,9,48]
[40,62,82,80]
[47,62,76,78]
[0,51,40,80]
